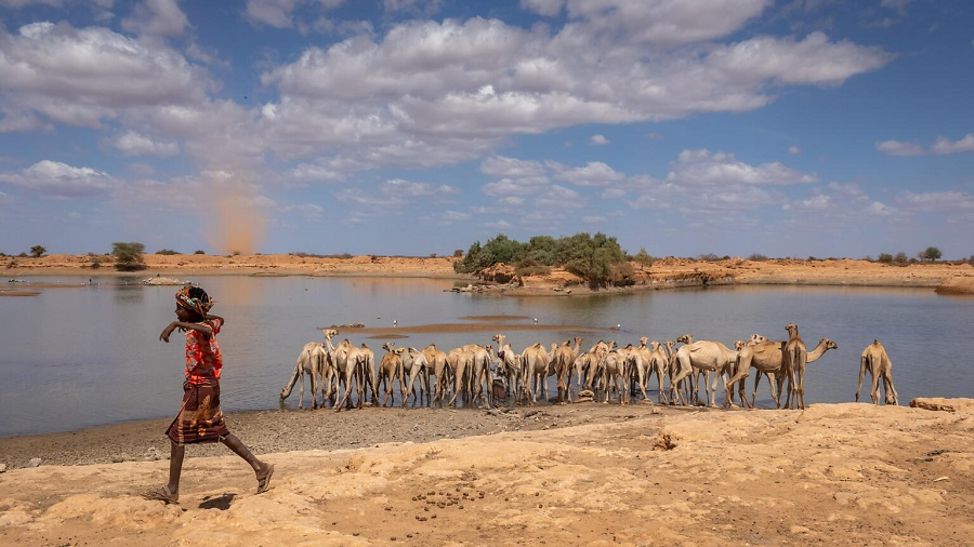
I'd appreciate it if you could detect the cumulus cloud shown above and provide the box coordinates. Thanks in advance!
[0,160,116,197]
[788,145,800,155]
[876,139,924,156]
[666,149,817,186]
[121,0,189,37]
[256,16,889,170]
[589,133,609,145]
[897,191,974,213]
[112,131,178,156]
[0,21,207,129]
[931,133,974,155]
[547,160,624,186]
[877,134,974,156]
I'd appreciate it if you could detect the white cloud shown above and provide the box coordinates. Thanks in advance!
[481,156,547,180]
[113,131,178,156]
[0,22,207,129]
[666,149,817,186]
[383,0,443,15]
[880,0,911,15]
[931,133,974,155]
[0,160,116,197]
[121,0,189,37]
[877,134,974,156]
[548,160,624,186]
[876,139,924,156]
[582,215,606,224]
[289,162,346,183]
[589,133,609,145]
[257,17,889,171]
[897,191,974,213]
[788,145,800,155]
[565,0,772,46]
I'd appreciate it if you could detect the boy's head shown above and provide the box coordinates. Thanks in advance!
[175,285,212,322]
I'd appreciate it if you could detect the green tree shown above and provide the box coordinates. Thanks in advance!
[632,247,654,267]
[893,252,909,266]
[112,241,146,271]
[921,246,942,262]
[877,253,893,264]
[29,245,46,258]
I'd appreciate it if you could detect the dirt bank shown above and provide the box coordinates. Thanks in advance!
[4,254,973,296]
[1,401,973,546]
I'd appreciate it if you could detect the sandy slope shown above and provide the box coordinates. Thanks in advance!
[2,401,973,546]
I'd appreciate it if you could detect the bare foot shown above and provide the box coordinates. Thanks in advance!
[256,463,275,494]
[143,485,179,504]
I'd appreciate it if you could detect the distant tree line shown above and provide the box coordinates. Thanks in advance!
[454,232,644,287]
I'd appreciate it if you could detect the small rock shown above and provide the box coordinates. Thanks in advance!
[0,463,7,473]
[144,447,164,461]
[789,525,810,534]
[111,453,131,463]
[27,457,41,468]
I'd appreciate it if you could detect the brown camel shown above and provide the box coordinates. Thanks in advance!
[782,323,808,409]
[729,337,838,408]
[856,340,898,405]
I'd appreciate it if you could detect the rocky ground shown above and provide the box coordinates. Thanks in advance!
[1,400,973,546]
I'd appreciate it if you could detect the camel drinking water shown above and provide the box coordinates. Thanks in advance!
[856,339,898,405]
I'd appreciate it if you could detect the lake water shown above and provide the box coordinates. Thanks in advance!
[1,276,972,437]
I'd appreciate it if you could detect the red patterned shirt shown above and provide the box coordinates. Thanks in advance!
[184,318,223,384]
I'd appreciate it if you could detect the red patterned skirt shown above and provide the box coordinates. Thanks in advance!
[166,380,230,444]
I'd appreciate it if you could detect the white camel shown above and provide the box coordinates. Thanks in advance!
[279,341,325,409]
[856,339,898,405]
[672,334,739,408]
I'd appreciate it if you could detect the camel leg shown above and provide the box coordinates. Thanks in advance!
[333,370,353,413]
[883,370,898,405]
[637,364,650,402]
[855,356,867,402]
[870,368,881,405]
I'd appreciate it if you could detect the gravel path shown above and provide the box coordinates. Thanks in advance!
[0,402,684,468]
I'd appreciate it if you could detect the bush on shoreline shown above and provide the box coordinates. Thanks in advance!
[454,232,632,287]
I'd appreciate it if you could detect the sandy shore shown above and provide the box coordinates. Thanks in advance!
[1,400,973,545]
[3,254,974,295]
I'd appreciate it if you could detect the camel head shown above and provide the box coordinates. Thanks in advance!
[650,340,661,351]
[491,334,503,343]
[785,322,799,337]
[749,333,768,345]
[639,336,648,346]
[820,338,838,350]
[676,334,692,344]
[323,328,338,339]
[734,340,746,350]
[381,341,395,352]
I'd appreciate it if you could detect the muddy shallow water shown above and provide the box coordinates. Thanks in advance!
[1,276,972,436]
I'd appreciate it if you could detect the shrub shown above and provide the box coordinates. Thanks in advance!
[515,258,550,277]
[893,252,909,266]
[112,241,146,271]
[454,232,628,287]
[18,252,27,258]
[453,249,464,258]
[609,261,635,286]
[194,250,206,255]
[339,253,353,259]
[921,246,942,262]
[89,257,102,269]
[156,249,180,255]
[632,248,654,267]
[878,253,893,264]
[29,245,46,258]
[748,253,768,261]
[429,252,438,258]
[698,253,720,262]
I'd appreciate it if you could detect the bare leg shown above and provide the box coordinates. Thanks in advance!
[167,441,185,495]
[221,433,274,493]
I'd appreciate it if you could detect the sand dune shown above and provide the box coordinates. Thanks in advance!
[2,401,973,546]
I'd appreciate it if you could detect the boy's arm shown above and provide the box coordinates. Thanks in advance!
[160,321,213,343]
[206,314,225,326]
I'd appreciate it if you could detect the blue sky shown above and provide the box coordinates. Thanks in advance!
[1,0,972,258]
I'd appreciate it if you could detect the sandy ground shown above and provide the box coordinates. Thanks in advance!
[3,254,974,295]
[1,400,973,546]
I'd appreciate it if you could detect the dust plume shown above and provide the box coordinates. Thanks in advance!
[204,174,265,255]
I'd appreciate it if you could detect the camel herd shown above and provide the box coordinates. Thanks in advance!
[280,324,900,411]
